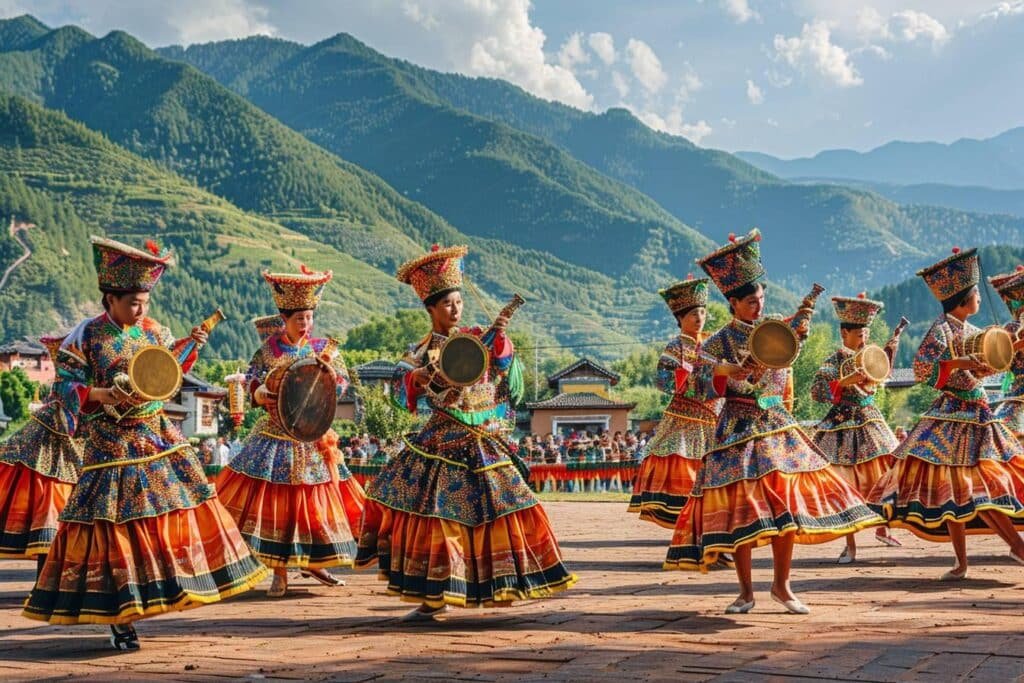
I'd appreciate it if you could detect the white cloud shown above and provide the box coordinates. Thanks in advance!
[402,1,439,30]
[588,31,616,65]
[611,70,630,97]
[166,0,277,44]
[890,10,949,44]
[773,21,863,87]
[746,78,764,104]
[765,68,793,88]
[720,117,737,128]
[636,106,712,144]
[625,38,667,94]
[852,44,892,59]
[978,1,1024,21]
[557,31,589,70]
[678,62,703,100]
[766,117,779,127]
[722,0,759,23]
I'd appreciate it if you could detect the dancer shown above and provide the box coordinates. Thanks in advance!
[628,276,718,528]
[810,294,902,564]
[215,268,362,597]
[23,236,266,649]
[355,245,576,621]
[869,248,1024,579]
[664,229,882,615]
[0,334,82,568]
[990,266,1024,441]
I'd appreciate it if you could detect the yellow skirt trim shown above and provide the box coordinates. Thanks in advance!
[81,444,191,473]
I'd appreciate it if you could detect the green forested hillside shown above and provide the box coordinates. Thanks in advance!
[0,17,673,353]
[165,33,1024,294]
[0,94,419,355]
[159,33,717,287]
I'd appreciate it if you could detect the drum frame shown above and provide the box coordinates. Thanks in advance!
[747,319,799,370]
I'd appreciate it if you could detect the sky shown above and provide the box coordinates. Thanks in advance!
[2,0,1023,157]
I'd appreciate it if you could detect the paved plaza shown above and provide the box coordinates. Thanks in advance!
[3,501,1024,682]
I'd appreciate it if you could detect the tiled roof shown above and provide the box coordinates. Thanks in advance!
[547,357,620,387]
[355,360,398,380]
[527,391,635,410]
[0,339,45,355]
[885,368,1007,389]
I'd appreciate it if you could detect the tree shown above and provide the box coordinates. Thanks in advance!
[0,368,37,421]
[359,384,418,440]
[344,310,429,354]
[790,324,835,422]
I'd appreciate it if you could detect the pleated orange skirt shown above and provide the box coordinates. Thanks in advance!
[0,461,72,558]
[627,454,701,528]
[869,455,1024,541]
[215,468,359,568]
[356,500,577,608]
[22,499,268,624]
[665,468,884,570]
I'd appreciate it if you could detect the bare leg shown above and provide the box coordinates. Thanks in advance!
[946,521,968,576]
[733,544,754,602]
[839,533,856,563]
[978,510,1024,556]
[770,533,797,602]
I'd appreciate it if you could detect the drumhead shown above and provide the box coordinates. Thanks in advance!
[859,345,891,383]
[439,334,489,386]
[982,327,1014,372]
[277,357,337,442]
[748,319,799,369]
[129,346,183,401]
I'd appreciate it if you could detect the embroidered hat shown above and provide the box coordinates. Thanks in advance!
[262,266,332,311]
[988,265,1024,314]
[91,235,172,293]
[831,293,883,327]
[696,228,766,297]
[251,313,286,342]
[659,276,709,315]
[396,244,468,303]
[38,334,68,364]
[916,247,979,304]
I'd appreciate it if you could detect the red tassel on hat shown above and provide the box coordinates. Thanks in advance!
[728,232,736,243]
[431,244,440,252]
[857,292,866,298]
[300,264,314,275]
[1016,265,1024,272]
[145,240,160,256]
[952,247,961,254]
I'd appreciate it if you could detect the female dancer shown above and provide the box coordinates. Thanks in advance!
[870,248,1024,579]
[23,236,266,649]
[664,229,882,614]
[628,277,718,528]
[216,269,363,597]
[356,244,576,621]
[810,294,902,563]
[0,334,82,569]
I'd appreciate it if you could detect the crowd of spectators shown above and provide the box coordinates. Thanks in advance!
[518,429,650,465]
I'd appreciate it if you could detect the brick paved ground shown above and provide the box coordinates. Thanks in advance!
[3,501,1024,682]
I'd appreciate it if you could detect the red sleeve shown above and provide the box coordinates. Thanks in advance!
[403,372,421,413]
[936,360,953,390]
[79,386,100,414]
[828,380,843,405]
[712,374,728,397]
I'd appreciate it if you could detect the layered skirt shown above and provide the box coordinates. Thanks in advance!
[0,413,81,558]
[356,412,576,607]
[628,401,715,528]
[868,394,1024,540]
[812,408,898,499]
[215,428,362,569]
[23,413,266,624]
[996,397,1024,440]
[665,401,883,570]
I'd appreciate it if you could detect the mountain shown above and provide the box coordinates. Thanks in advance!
[737,128,1024,190]
[0,93,411,355]
[0,16,656,351]
[764,177,1024,220]
[871,245,1024,367]
[159,33,718,288]
[162,34,1024,294]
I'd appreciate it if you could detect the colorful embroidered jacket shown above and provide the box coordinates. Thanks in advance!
[55,313,211,522]
[392,326,515,428]
[370,326,534,525]
[693,317,819,488]
[656,335,716,411]
[904,314,1007,465]
[0,391,81,484]
[996,319,1024,435]
[227,332,349,485]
